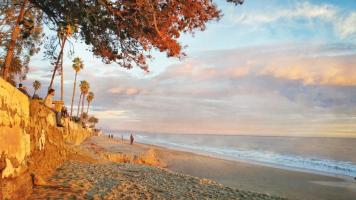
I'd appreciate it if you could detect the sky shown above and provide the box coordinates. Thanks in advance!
[25,0,356,137]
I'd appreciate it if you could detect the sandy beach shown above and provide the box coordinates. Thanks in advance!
[29,135,356,200]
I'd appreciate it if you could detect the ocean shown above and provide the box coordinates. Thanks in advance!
[113,132,356,178]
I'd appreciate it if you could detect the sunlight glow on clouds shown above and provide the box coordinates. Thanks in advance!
[108,87,142,96]
[26,0,356,137]
[88,43,356,136]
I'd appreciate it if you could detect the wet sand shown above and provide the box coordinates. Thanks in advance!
[92,135,356,200]
[29,135,356,199]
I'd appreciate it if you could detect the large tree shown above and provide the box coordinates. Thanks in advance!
[1,0,243,81]
[0,0,43,83]
[28,0,243,72]
[47,23,76,92]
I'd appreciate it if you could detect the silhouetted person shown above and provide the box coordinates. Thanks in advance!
[18,83,30,97]
[130,134,134,145]
[44,89,63,127]
[61,106,69,118]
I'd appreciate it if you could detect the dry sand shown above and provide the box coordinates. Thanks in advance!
[29,135,356,200]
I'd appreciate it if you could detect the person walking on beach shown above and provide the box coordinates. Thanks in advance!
[44,89,64,127]
[130,133,134,145]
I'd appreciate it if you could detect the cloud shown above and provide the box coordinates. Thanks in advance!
[108,87,142,96]
[337,12,356,38]
[261,58,356,86]
[161,44,356,86]
[26,40,356,136]
[92,110,127,119]
[235,2,336,24]
[233,2,356,39]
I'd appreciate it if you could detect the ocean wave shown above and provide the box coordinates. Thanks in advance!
[136,134,356,177]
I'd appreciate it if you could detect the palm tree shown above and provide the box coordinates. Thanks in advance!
[86,92,94,115]
[48,23,76,91]
[77,80,89,117]
[81,85,89,116]
[70,57,84,116]
[32,80,41,96]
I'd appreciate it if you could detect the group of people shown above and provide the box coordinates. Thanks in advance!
[44,88,65,127]
[17,83,66,127]
[107,133,135,145]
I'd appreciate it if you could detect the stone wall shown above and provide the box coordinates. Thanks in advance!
[0,78,92,200]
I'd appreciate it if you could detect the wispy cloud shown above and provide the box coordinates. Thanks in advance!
[163,43,356,86]
[337,12,356,38]
[232,2,356,39]
[108,87,142,96]
[235,2,336,24]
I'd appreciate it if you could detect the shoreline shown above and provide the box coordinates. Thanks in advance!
[29,135,356,199]
[112,130,356,139]
[102,136,356,200]
[134,141,355,181]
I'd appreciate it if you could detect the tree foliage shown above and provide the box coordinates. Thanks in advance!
[72,57,84,73]
[0,1,43,84]
[79,80,90,95]
[29,0,243,72]
[88,116,99,128]
[32,79,41,91]
[86,91,94,104]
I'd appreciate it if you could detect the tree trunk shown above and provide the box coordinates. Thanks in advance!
[60,50,64,101]
[81,93,85,115]
[77,92,82,117]
[70,72,78,116]
[2,0,29,81]
[87,101,90,115]
[48,37,67,90]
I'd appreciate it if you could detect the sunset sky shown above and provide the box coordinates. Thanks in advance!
[25,0,356,137]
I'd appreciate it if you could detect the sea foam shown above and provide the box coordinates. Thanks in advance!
[135,134,356,177]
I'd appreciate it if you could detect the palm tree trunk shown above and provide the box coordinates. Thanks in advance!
[87,101,90,115]
[81,94,85,115]
[48,37,67,90]
[77,93,82,117]
[60,51,64,101]
[70,72,78,116]
[2,0,29,81]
